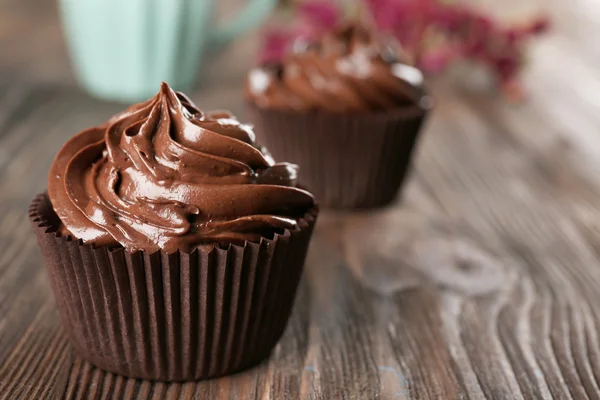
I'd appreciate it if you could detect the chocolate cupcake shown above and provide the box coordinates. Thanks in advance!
[246,23,431,209]
[30,83,317,381]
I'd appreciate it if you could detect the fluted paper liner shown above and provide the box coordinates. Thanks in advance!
[29,194,317,381]
[247,104,428,209]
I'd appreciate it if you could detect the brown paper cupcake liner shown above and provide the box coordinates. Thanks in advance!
[247,104,428,209]
[29,193,317,381]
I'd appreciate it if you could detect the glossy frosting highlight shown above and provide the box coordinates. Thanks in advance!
[246,23,428,112]
[48,83,314,253]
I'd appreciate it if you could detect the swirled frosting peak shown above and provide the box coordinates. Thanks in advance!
[48,82,315,253]
[247,23,428,112]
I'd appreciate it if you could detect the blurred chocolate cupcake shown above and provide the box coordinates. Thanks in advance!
[30,83,317,381]
[246,23,431,209]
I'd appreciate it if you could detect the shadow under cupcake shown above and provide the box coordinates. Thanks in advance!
[30,83,318,381]
[246,23,432,209]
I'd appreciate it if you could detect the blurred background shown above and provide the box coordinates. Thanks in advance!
[1,0,272,110]
[0,0,556,106]
[2,0,591,151]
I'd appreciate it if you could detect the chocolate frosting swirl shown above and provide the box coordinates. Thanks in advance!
[246,23,429,112]
[48,83,315,253]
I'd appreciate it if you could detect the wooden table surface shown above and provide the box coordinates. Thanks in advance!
[2,0,600,399]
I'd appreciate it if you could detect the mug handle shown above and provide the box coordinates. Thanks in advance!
[210,0,276,48]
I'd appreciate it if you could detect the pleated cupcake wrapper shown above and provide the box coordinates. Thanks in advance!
[247,104,429,209]
[29,194,317,381]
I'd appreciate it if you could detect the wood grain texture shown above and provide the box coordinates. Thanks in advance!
[2,0,600,398]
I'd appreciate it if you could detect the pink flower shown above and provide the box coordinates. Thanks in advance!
[257,0,549,99]
[471,15,493,36]
[505,28,523,45]
[298,1,341,31]
[493,55,520,80]
[529,17,550,34]
[436,7,467,31]
[365,0,415,31]
[259,27,295,64]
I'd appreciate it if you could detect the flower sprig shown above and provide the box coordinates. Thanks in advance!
[259,0,549,99]
[259,1,342,64]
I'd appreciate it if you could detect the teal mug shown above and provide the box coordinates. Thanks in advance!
[59,0,275,102]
